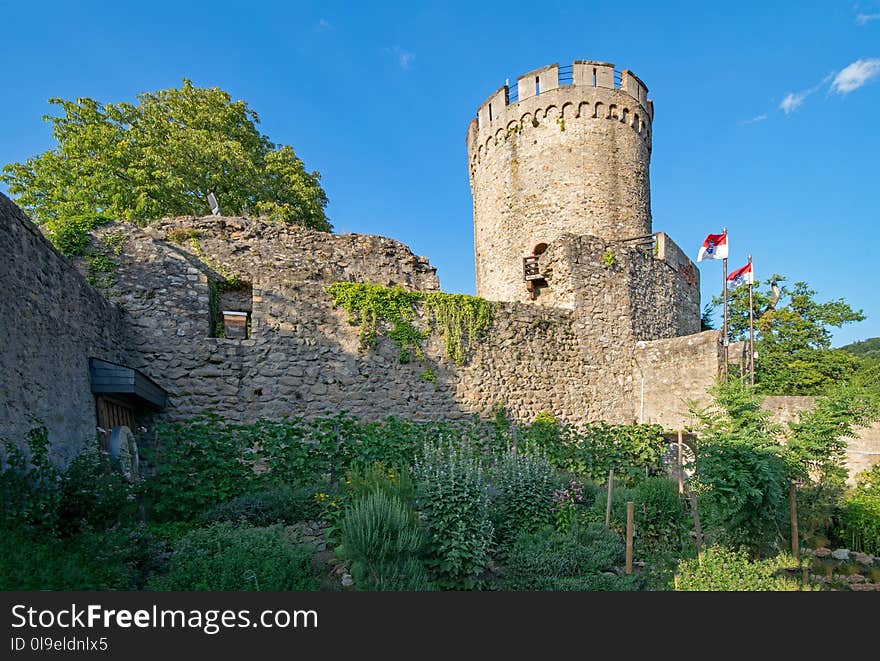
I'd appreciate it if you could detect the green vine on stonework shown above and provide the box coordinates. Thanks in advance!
[85,251,116,294]
[424,292,495,366]
[326,282,426,363]
[326,282,496,367]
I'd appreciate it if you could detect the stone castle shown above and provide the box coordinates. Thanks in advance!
[10,58,874,474]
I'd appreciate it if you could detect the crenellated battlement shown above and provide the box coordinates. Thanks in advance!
[468,60,653,153]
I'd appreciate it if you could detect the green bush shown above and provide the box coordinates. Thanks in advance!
[694,439,790,554]
[203,486,323,527]
[341,489,432,591]
[552,477,596,534]
[142,417,254,521]
[522,420,668,485]
[0,526,167,590]
[0,426,61,533]
[585,484,636,535]
[633,477,688,551]
[489,451,557,555]
[56,448,136,536]
[836,494,880,555]
[342,461,414,505]
[834,465,880,554]
[1,430,136,537]
[414,440,493,589]
[675,546,807,591]
[153,523,319,591]
[504,523,629,591]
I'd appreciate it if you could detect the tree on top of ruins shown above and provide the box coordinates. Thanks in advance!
[2,79,330,255]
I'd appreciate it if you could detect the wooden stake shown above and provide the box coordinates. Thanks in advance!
[790,482,799,559]
[689,492,702,556]
[605,468,614,528]
[677,430,684,494]
[511,424,518,456]
[625,501,634,575]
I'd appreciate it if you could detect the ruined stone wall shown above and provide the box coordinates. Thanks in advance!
[632,330,723,429]
[90,216,645,426]
[533,233,700,340]
[0,194,129,461]
[467,61,653,303]
[763,396,880,484]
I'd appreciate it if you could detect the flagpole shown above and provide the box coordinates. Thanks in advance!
[721,227,729,382]
[748,254,755,386]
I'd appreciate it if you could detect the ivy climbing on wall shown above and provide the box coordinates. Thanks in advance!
[326,282,496,366]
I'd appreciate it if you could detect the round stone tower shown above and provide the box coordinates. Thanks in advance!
[466,60,654,303]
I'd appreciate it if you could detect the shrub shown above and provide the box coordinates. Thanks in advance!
[1,430,136,537]
[489,451,557,555]
[153,523,319,591]
[341,489,432,591]
[0,526,166,590]
[834,465,880,554]
[504,523,629,591]
[694,439,790,554]
[414,440,493,589]
[142,417,253,521]
[203,486,323,527]
[343,461,414,505]
[552,477,596,534]
[523,421,668,485]
[674,546,808,591]
[56,448,136,536]
[0,426,61,533]
[633,477,688,552]
[585,484,637,536]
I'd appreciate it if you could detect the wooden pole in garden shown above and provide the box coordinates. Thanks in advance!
[677,430,684,494]
[689,492,702,556]
[511,424,518,456]
[605,468,614,528]
[625,501,634,575]
[790,482,799,558]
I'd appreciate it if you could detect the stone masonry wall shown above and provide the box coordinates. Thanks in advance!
[0,194,129,462]
[468,61,653,303]
[534,233,700,340]
[88,216,648,427]
[763,396,880,484]
[633,330,723,429]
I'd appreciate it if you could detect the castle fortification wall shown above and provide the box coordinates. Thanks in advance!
[535,233,700,339]
[468,61,653,303]
[88,216,659,426]
[0,194,129,461]
[762,396,880,483]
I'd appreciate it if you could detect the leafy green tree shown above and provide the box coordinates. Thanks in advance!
[2,80,330,254]
[712,276,865,394]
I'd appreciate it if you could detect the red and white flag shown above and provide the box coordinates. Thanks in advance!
[727,262,754,288]
[697,233,728,261]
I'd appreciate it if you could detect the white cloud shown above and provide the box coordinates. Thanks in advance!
[831,58,880,93]
[317,18,331,31]
[856,12,880,24]
[740,113,768,125]
[386,47,415,71]
[778,73,834,114]
[779,91,810,114]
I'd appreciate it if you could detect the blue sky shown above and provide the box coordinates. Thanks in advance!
[1,1,878,346]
